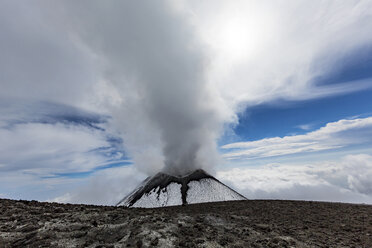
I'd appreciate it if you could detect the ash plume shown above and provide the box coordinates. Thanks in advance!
[58,0,224,175]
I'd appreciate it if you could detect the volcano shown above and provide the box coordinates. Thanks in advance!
[117,169,246,208]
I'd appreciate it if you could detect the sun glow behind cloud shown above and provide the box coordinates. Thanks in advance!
[202,12,267,62]
[188,0,372,112]
[192,1,277,62]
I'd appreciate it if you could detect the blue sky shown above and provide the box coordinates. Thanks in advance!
[229,43,372,143]
[231,88,372,143]
[1,1,372,205]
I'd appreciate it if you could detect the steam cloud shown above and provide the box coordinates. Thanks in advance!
[57,1,225,175]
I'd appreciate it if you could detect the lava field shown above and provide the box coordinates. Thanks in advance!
[0,198,371,247]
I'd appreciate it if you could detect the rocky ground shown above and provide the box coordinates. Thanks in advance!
[0,198,371,247]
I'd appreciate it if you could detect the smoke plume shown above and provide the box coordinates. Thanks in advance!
[57,0,225,175]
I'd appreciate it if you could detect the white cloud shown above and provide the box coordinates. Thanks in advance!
[222,117,372,160]
[1,1,372,176]
[51,166,145,205]
[0,122,110,174]
[0,169,83,201]
[297,124,313,131]
[188,0,372,111]
[3,1,371,175]
[0,2,100,110]
[218,154,372,204]
[0,164,142,204]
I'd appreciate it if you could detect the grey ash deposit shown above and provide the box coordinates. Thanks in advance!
[1,198,372,247]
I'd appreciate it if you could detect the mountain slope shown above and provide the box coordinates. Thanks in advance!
[117,169,246,208]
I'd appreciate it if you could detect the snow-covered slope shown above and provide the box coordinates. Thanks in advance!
[117,169,246,208]
[132,183,182,208]
[187,178,245,204]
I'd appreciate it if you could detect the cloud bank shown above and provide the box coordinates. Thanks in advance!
[0,101,126,178]
[51,166,145,206]
[222,116,372,160]
[50,153,372,205]
[219,154,372,204]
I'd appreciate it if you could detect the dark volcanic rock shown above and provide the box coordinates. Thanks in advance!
[0,198,372,247]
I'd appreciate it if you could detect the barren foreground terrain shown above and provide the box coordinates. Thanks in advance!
[0,198,371,247]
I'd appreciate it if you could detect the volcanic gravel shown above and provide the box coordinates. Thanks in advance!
[0,198,371,247]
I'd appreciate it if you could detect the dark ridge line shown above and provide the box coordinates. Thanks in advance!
[181,182,188,206]
[116,169,247,207]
